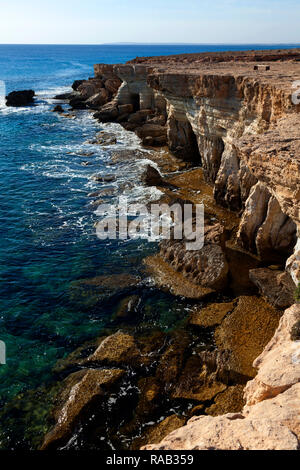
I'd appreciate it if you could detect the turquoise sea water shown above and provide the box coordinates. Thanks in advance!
[0,43,299,419]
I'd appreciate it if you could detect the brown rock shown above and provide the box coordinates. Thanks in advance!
[136,123,167,142]
[115,295,141,319]
[104,77,122,95]
[136,415,186,449]
[159,240,229,291]
[189,301,235,327]
[127,109,153,124]
[141,164,165,186]
[94,102,119,122]
[249,268,295,309]
[41,369,124,449]
[85,332,142,367]
[244,303,300,405]
[143,255,214,300]
[77,79,105,100]
[135,377,161,418]
[205,385,245,416]
[86,89,109,109]
[214,296,282,378]
[156,332,190,389]
[171,357,227,402]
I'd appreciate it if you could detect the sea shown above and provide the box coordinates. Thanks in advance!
[0,43,299,447]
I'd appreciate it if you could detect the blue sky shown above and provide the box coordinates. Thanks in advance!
[0,0,299,44]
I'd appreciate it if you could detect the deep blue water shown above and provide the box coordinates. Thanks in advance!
[0,43,299,409]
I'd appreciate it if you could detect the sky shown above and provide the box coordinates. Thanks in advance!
[0,0,299,44]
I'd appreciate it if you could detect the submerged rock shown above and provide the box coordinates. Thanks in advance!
[69,273,141,306]
[171,356,227,402]
[115,295,141,319]
[52,104,64,113]
[90,173,116,183]
[41,368,125,450]
[6,90,35,107]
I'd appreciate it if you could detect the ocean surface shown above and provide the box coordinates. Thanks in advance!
[0,43,299,446]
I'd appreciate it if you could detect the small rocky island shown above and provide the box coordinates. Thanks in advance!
[5,49,299,451]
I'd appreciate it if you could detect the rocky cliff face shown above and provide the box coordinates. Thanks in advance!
[143,304,300,450]
[88,52,300,450]
[93,52,300,286]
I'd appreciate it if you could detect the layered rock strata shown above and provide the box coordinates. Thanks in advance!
[90,50,300,287]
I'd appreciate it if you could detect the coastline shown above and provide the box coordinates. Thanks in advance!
[1,47,299,451]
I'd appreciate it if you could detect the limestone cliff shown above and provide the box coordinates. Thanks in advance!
[93,50,300,286]
[142,303,300,450]
[90,52,300,450]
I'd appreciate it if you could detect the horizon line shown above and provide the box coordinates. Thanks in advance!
[0,42,300,46]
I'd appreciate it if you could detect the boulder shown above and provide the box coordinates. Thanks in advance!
[171,356,227,402]
[85,332,142,367]
[214,296,282,378]
[6,90,35,107]
[41,369,124,450]
[136,123,167,145]
[69,94,87,109]
[77,79,105,100]
[205,385,245,416]
[159,240,229,291]
[244,303,300,405]
[53,92,72,100]
[90,131,117,146]
[249,268,295,309]
[141,164,165,186]
[104,77,122,95]
[85,89,109,109]
[71,79,85,91]
[90,174,116,183]
[118,104,134,115]
[52,105,64,113]
[94,102,119,122]
[189,301,236,327]
[127,109,153,125]
[134,415,186,449]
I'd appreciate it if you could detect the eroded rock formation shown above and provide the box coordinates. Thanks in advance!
[143,304,300,450]
[89,50,300,288]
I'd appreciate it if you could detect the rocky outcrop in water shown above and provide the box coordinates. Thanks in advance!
[6,90,35,107]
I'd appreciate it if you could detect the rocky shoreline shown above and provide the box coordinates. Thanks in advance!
[3,49,299,450]
[45,49,300,450]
